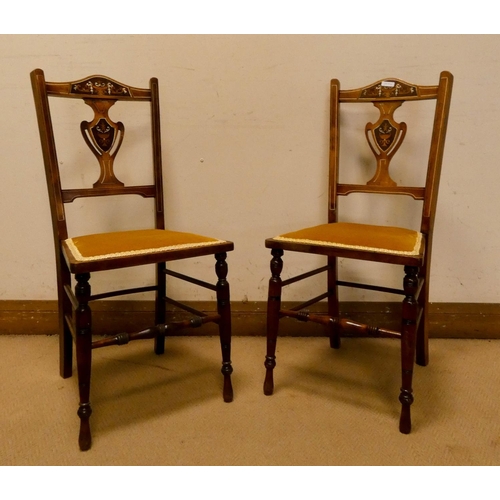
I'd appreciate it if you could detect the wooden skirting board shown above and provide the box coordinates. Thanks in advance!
[0,300,499,338]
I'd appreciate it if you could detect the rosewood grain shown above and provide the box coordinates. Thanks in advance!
[30,69,234,451]
[263,72,454,434]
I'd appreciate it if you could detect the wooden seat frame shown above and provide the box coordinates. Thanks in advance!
[31,69,234,451]
[263,71,453,433]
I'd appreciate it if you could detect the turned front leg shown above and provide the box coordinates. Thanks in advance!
[75,272,93,451]
[399,265,419,434]
[264,249,283,396]
[216,253,233,403]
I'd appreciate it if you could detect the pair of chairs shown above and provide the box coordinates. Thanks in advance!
[31,69,453,450]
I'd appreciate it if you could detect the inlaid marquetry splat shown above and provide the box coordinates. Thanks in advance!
[81,99,124,187]
[365,101,407,187]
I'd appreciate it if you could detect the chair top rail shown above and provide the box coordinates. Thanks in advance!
[338,77,440,102]
[44,73,152,101]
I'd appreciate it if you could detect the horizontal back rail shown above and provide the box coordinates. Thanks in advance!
[62,185,156,203]
[336,184,426,200]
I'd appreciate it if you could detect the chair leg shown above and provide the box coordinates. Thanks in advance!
[154,262,166,355]
[59,257,73,378]
[75,272,93,451]
[264,249,284,396]
[416,273,429,367]
[59,296,74,379]
[327,256,341,349]
[215,253,233,403]
[399,265,419,434]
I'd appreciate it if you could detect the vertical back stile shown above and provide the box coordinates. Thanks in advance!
[328,79,340,223]
[30,68,68,241]
[421,71,454,234]
[150,77,165,230]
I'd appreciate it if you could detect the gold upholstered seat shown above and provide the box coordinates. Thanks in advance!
[63,229,227,264]
[31,69,234,451]
[274,222,423,257]
[263,72,453,435]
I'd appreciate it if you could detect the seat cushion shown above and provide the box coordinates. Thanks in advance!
[274,222,423,256]
[64,228,226,262]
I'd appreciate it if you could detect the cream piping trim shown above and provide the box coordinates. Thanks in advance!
[274,232,423,256]
[65,238,226,262]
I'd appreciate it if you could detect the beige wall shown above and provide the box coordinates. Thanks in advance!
[1,34,499,303]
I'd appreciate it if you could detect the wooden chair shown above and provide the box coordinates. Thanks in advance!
[30,69,234,450]
[263,71,453,433]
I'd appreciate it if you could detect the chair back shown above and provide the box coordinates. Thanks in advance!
[329,71,453,243]
[30,69,165,247]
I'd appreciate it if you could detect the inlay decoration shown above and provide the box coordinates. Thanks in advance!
[71,77,131,97]
[81,99,125,187]
[361,80,417,99]
[365,101,407,187]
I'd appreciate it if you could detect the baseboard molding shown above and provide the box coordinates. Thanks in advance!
[1,300,499,338]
